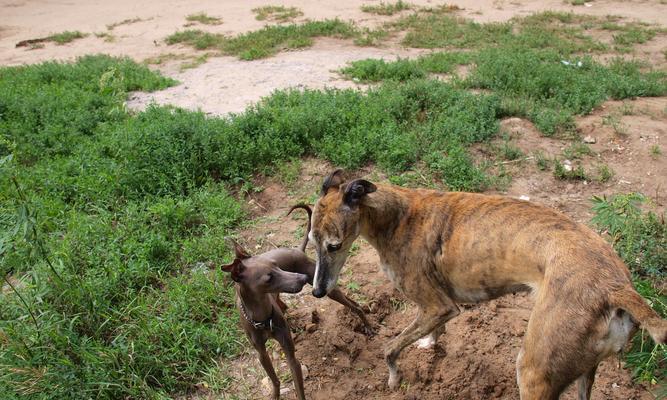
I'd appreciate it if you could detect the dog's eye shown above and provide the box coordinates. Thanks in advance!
[266,274,273,282]
[327,243,342,252]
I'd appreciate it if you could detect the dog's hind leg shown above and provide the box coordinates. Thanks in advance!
[576,365,597,400]
[252,340,281,400]
[416,322,446,349]
[385,301,459,390]
[326,287,374,335]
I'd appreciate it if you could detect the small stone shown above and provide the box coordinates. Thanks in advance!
[583,135,596,144]
[261,377,273,394]
[305,323,318,333]
[280,387,291,395]
[301,364,309,379]
[519,195,530,201]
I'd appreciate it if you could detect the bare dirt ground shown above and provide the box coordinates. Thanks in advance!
[2,1,666,399]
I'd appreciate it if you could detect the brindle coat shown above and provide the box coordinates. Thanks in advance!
[308,169,667,400]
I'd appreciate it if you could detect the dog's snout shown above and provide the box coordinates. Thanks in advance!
[312,287,326,298]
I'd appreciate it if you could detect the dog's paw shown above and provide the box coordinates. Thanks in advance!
[387,370,401,390]
[415,335,437,349]
[361,323,378,337]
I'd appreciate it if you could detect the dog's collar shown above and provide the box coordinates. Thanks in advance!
[239,301,274,331]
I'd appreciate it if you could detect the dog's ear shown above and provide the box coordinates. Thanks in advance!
[230,239,251,260]
[221,259,245,282]
[320,169,346,196]
[343,179,377,208]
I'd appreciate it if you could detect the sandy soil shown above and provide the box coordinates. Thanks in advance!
[2,1,665,399]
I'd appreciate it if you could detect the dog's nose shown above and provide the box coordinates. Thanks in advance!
[312,287,326,298]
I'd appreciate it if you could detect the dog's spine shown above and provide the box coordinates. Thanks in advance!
[611,288,667,344]
[287,204,313,253]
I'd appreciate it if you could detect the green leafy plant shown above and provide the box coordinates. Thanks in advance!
[590,194,665,384]
[253,5,303,22]
[186,12,223,25]
[361,1,412,16]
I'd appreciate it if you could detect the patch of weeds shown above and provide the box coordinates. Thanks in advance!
[224,19,356,60]
[179,53,210,71]
[340,58,425,82]
[419,4,462,13]
[143,53,191,65]
[649,145,662,158]
[165,29,222,50]
[613,25,657,46]
[253,5,303,23]
[340,51,472,82]
[602,113,628,136]
[274,158,302,188]
[499,137,524,161]
[48,30,88,44]
[563,143,593,159]
[95,32,115,42]
[595,163,614,182]
[567,0,587,5]
[619,101,635,115]
[554,160,587,180]
[534,151,551,171]
[466,49,666,136]
[106,17,144,30]
[167,19,356,60]
[186,12,223,25]
[354,27,390,46]
[591,193,665,384]
[361,1,412,16]
[346,280,362,292]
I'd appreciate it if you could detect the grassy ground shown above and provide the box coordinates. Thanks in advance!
[2,7,666,399]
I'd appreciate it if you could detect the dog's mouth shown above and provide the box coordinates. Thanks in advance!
[312,259,342,298]
[284,273,309,294]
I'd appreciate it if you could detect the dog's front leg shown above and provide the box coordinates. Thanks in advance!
[274,328,306,400]
[326,288,374,335]
[385,304,459,390]
[252,339,281,399]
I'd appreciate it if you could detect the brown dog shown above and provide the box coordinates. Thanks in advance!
[308,169,666,400]
[222,204,372,399]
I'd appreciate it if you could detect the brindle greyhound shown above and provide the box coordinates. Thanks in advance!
[308,169,666,400]
[221,204,372,400]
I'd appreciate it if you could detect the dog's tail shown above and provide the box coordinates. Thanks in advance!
[287,204,313,253]
[611,288,667,344]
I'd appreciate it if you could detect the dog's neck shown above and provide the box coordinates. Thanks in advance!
[237,285,273,323]
[359,185,409,249]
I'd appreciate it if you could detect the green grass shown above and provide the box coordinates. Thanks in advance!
[186,12,223,25]
[340,51,473,82]
[361,1,412,16]
[0,56,249,399]
[166,19,356,60]
[253,5,303,22]
[591,194,665,385]
[554,160,587,180]
[47,30,88,44]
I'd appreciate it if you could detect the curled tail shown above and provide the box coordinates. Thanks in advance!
[287,204,313,253]
[611,288,667,344]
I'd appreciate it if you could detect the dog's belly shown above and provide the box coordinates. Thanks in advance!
[451,283,533,303]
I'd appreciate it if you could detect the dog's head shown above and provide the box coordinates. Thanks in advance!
[310,169,376,298]
[222,241,308,294]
